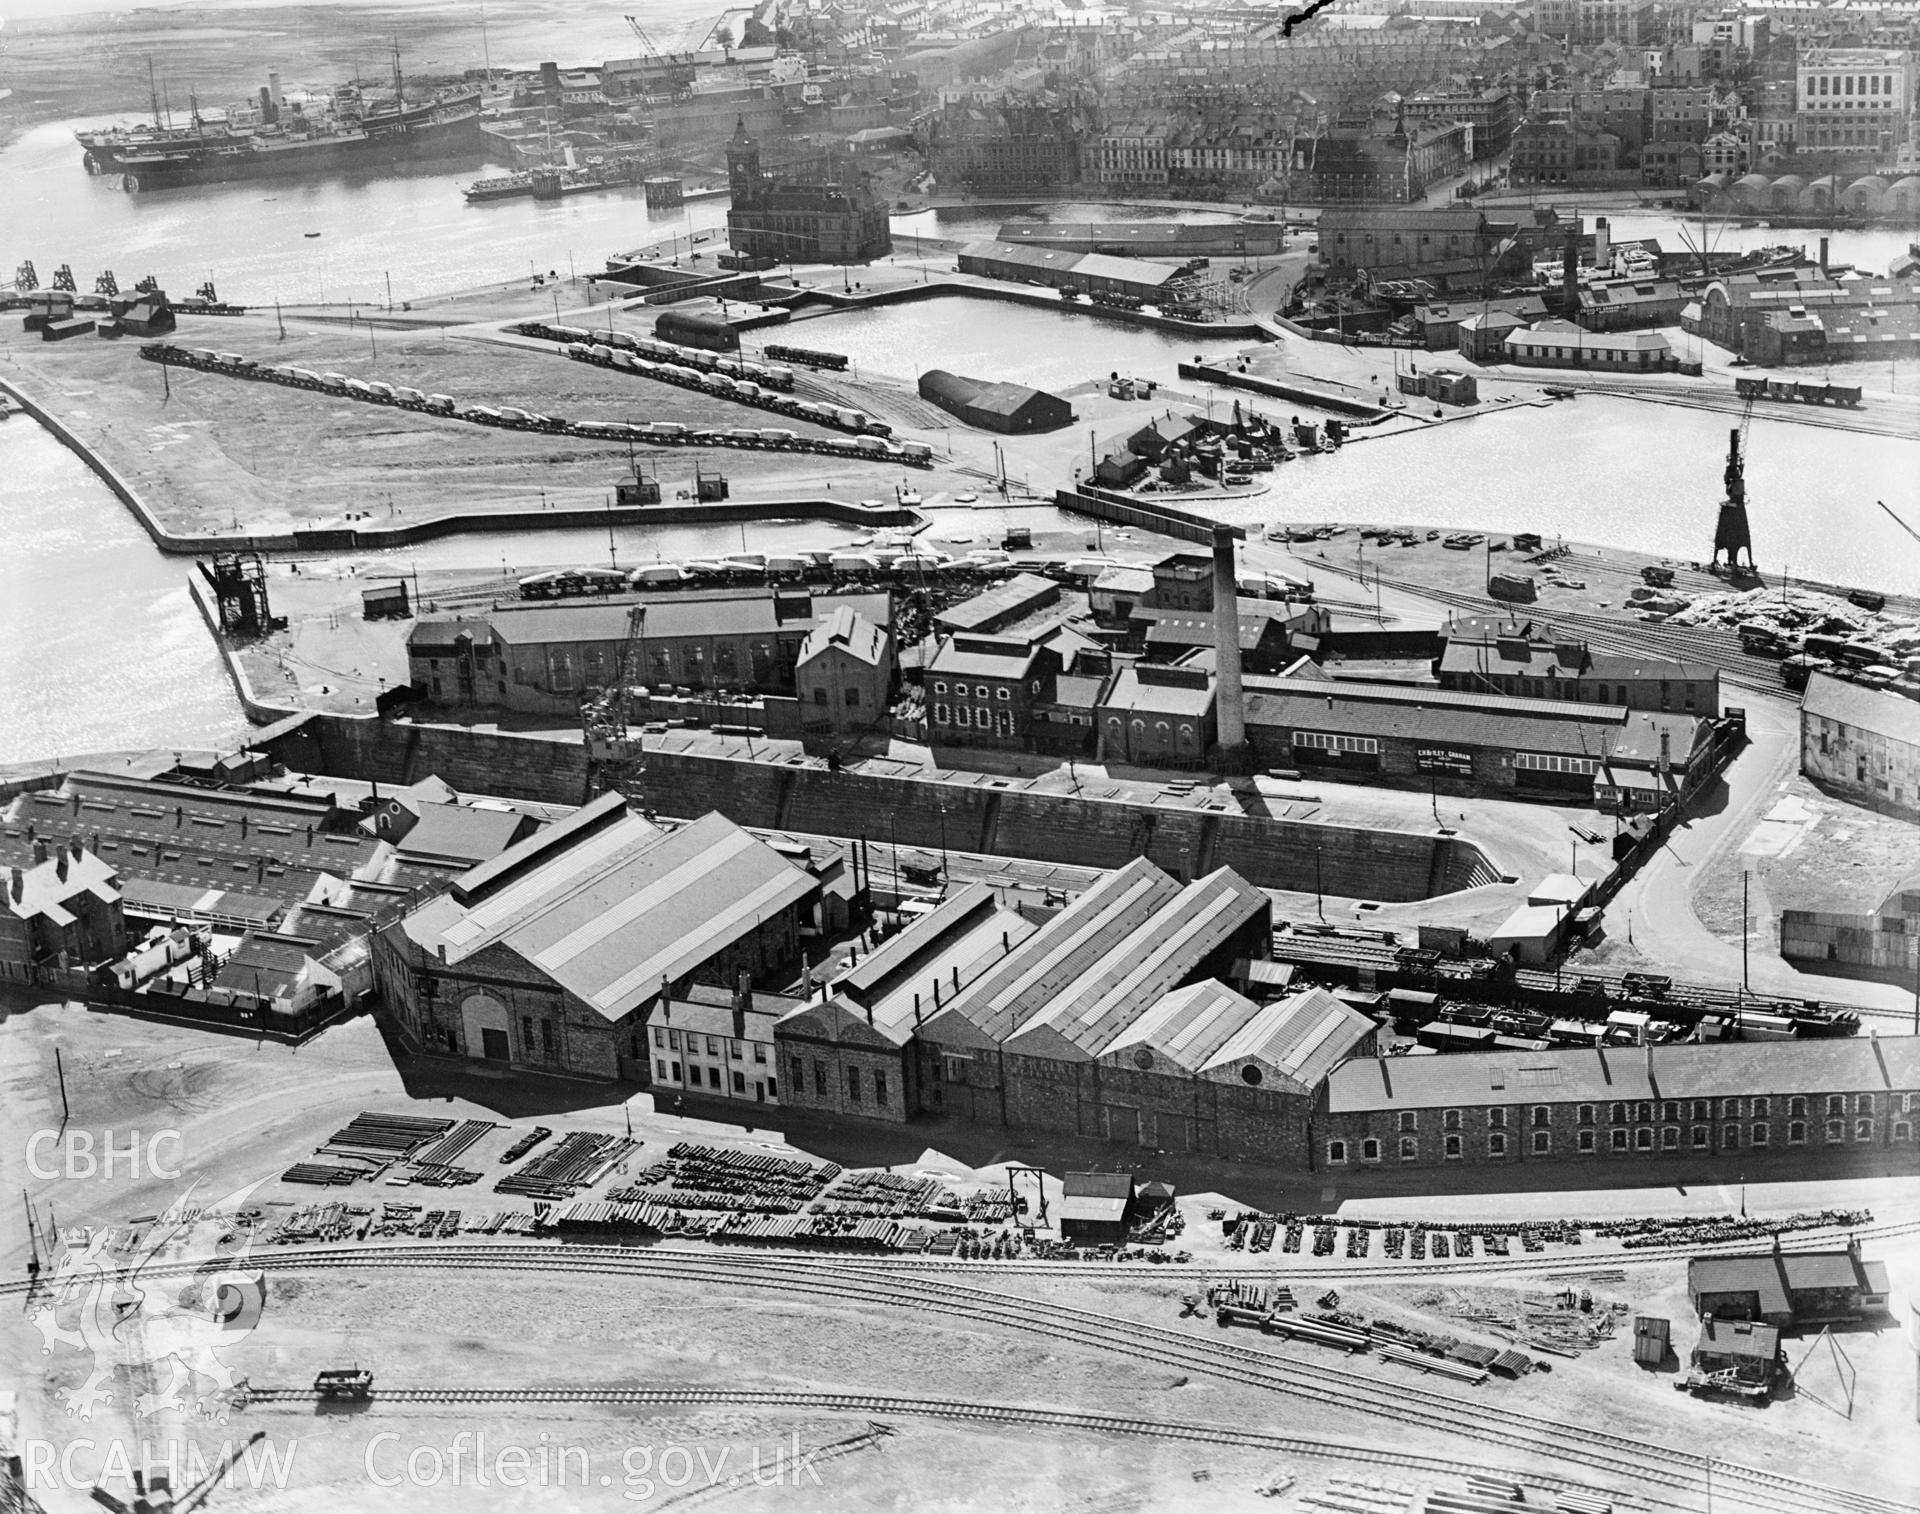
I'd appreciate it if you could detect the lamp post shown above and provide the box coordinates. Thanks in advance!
[1314,844,1325,923]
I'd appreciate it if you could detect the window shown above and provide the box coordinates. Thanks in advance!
[1752,1121,1769,1146]
[1827,1094,1845,1117]
[1661,1101,1679,1123]
[1662,1126,1680,1150]
[814,1060,827,1097]
[655,1058,667,1081]
[1399,1111,1417,1132]
[767,1078,777,1099]
[1361,1138,1380,1160]
[1691,1125,1709,1148]
[541,1021,555,1058]
[706,1036,718,1057]
[847,1065,861,1103]
[1636,1128,1653,1150]
[1636,1102,1652,1124]
[1825,1119,1845,1142]
[1444,1134,1463,1159]
[667,1031,681,1053]
[1752,1096,1770,1119]
[670,1061,682,1082]
[1895,1122,1912,1142]
[732,1071,745,1094]
[1489,1133,1507,1156]
[1444,1109,1462,1131]
[1691,1100,1710,1121]
[933,682,947,695]
[934,704,951,725]
[753,1044,766,1064]
[1579,1130,1596,1152]
[730,1041,743,1061]
[653,1026,665,1048]
[1722,1097,1742,1118]
[1293,730,1381,755]
[845,687,859,707]
[1609,1101,1626,1124]
[1489,1108,1508,1129]
[791,1055,805,1090]
[1722,1123,1739,1149]
[1610,1128,1628,1151]
[1789,1120,1807,1144]
[1578,1103,1594,1125]
[995,687,1010,701]
[1399,1135,1418,1159]
[1532,1105,1550,1128]
[975,685,991,699]
[1856,1094,1874,1115]
[1328,1140,1348,1164]
[707,1066,721,1090]
[1514,752,1600,775]
[875,1070,888,1105]
[1855,1118,1873,1141]
[955,707,971,729]
[1788,1095,1806,1119]
[521,1014,533,1048]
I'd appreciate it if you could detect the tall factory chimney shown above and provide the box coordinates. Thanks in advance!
[1594,216,1610,274]
[1211,523,1249,764]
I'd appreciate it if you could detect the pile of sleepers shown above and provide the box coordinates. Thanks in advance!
[269,1202,363,1243]
[413,1119,495,1170]
[1378,1343,1489,1384]
[711,1212,905,1251]
[551,1198,668,1236]
[809,1170,951,1219]
[497,1132,636,1199]
[282,1162,364,1186]
[409,1163,485,1188]
[1302,1474,1415,1514]
[326,1112,454,1160]
[607,1182,807,1215]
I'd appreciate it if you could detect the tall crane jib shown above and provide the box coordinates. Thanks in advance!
[581,603,647,804]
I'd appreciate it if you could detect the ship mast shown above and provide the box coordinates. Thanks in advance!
[392,40,404,108]
[147,57,162,130]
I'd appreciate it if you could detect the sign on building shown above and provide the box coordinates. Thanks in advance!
[1415,747,1475,774]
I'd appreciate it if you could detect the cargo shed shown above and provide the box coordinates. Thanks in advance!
[1059,1171,1135,1246]
[918,370,1076,434]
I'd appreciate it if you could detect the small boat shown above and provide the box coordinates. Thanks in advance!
[304,231,322,238]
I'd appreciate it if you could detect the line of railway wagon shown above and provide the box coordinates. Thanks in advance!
[135,341,934,468]
[512,321,925,455]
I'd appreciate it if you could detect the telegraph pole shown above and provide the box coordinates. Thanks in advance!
[55,1046,70,1125]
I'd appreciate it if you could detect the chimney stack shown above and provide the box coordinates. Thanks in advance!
[1819,235,1829,274]
[32,839,48,866]
[55,851,68,883]
[1211,524,1248,758]
[1594,216,1610,273]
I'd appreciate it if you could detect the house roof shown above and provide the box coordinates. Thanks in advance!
[5,845,119,928]
[934,573,1059,634]
[799,606,888,668]
[1098,665,1215,720]
[928,635,1045,680]
[1102,982,1370,1092]
[404,808,818,1023]
[1696,1317,1780,1360]
[407,616,490,651]
[646,980,797,1040]
[1327,1037,1920,1115]
[1803,671,1920,749]
[1243,679,1635,760]
[1507,321,1672,353]
[395,803,531,866]
[1063,1171,1135,1200]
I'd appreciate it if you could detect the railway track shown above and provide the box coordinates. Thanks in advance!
[1309,559,1790,698]
[239,1383,1646,1505]
[172,1242,1912,1514]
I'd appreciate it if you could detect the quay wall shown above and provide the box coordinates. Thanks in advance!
[0,380,920,553]
[260,715,1490,902]
[784,279,1270,340]
[1177,360,1394,420]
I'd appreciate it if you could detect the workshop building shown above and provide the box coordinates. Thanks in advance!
[1059,1171,1136,1246]
[1688,1241,1892,1328]
[1800,671,1920,823]
[371,797,824,1082]
[918,369,1077,434]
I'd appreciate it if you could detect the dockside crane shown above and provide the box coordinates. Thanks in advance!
[1878,498,1920,549]
[580,601,647,806]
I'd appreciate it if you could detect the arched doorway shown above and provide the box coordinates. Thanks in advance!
[460,993,511,1062]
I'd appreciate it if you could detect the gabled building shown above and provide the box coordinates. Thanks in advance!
[797,606,893,737]
[0,842,128,971]
[371,797,824,1081]
[1801,670,1920,822]
[926,633,1061,750]
[1689,1241,1892,1327]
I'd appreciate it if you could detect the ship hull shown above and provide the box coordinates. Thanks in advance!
[84,109,487,190]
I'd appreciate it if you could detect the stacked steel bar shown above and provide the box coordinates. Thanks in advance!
[325,1112,454,1160]
[413,1120,495,1169]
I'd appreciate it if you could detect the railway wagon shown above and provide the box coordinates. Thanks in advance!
[1733,375,1865,406]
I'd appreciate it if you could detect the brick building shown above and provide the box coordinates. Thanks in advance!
[725,122,892,265]
[1796,47,1913,152]
[371,797,823,1081]
[920,95,1090,193]
[406,589,891,716]
[1317,1037,1920,1172]
[1400,88,1517,158]
[796,607,893,739]
[926,634,1061,751]
[1096,664,1217,767]
[1800,671,1920,822]
[1438,616,1719,714]
[1316,208,1492,272]
[1510,118,1624,185]
[0,842,128,974]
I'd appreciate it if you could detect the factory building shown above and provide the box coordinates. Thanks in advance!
[405,589,892,715]
[1315,208,1492,272]
[917,370,1076,434]
[1318,1037,1920,1171]
[1800,671,1920,823]
[1438,616,1720,715]
[955,241,1184,304]
[372,796,825,1081]
[1242,676,1715,810]
[903,857,1380,1164]
[796,607,892,739]
[1781,875,1920,985]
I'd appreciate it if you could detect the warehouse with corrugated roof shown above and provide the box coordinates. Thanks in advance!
[918,369,1076,433]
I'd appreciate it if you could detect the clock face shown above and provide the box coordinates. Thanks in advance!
[1133,1048,1154,1071]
